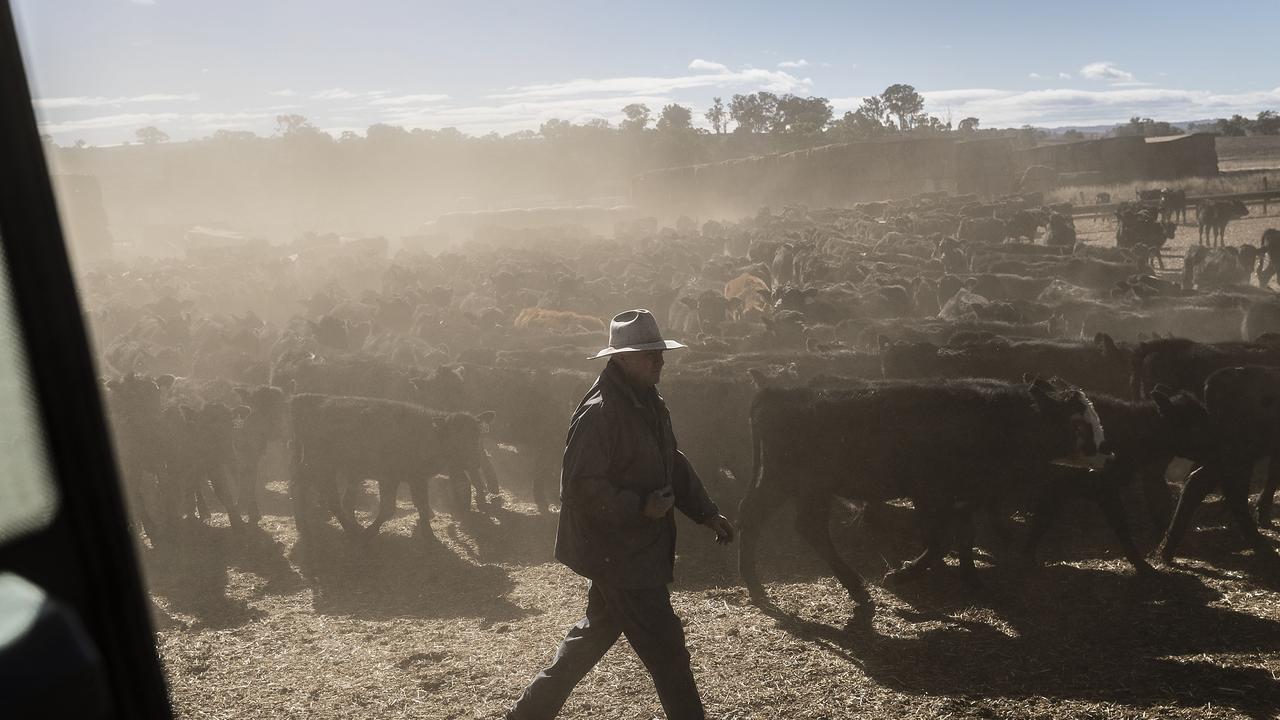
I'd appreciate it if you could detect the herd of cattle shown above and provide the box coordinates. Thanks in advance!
[85,188,1280,615]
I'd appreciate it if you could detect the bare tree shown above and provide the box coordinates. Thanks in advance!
[704,97,727,134]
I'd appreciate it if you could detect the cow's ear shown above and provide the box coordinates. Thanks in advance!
[1151,388,1174,416]
[1025,374,1057,395]
[963,277,979,290]
[104,378,120,391]
[233,404,252,421]
[476,410,496,425]
[747,367,769,389]
[877,334,892,351]
[1027,381,1060,414]
[1094,332,1119,356]
[156,374,176,389]
[727,296,744,314]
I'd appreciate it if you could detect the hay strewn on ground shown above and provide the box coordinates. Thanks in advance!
[146,475,1280,720]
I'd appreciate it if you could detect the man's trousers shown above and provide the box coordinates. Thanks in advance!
[507,581,704,720]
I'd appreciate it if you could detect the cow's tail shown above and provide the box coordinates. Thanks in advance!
[737,391,785,602]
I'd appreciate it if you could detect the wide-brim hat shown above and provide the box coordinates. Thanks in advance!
[591,308,686,359]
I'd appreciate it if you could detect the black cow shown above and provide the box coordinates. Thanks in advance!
[1197,199,1250,247]
[1130,337,1280,526]
[232,384,291,522]
[1116,202,1176,267]
[166,401,248,529]
[103,373,178,543]
[1025,385,1213,557]
[1158,366,1280,565]
[289,393,496,541]
[737,379,1104,610]
[1161,189,1188,224]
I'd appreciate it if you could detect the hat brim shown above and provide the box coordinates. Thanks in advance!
[591,339,686,359]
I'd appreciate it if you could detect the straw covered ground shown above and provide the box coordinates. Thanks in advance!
[144,470,1280,720]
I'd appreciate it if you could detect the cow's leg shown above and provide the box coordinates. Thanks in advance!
[736,477,789,600]
[1223,469,1279,561]
[1025,484,1072,567]
[1256,452,1279,528]
[953,507,984,589]
[1158,464,1219,563]
[478,452,502,507]
[1092,479,1153,574]
[1140,460,1175,533]
[191,471,210,522]
[322,471,361,537]
[337,476,364,530]
[794,494,869,604]
[407,478,436,539]
[238,444,264,522]
[212,463,244,528]
[888,500,948,582]
[531,445,550,513]
[362,479,399,540]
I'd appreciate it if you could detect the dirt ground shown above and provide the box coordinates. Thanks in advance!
[146,465,1280,719]
[144,196,1280,720]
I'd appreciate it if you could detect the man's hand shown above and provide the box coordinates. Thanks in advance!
[643,485,675,519]
[704,514,735,545]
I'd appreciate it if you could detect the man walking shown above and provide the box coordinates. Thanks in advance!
[506,309,735,720]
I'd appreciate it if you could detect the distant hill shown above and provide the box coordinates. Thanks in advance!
[1037,119,1218,136]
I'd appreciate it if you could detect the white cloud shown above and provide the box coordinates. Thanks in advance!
[312,88,358,100]
[1028,72,1042,79]
[367,93,450,107]
[1080,62,1136,83]
[270,89,298,97]
[689,59,729,73]
[40,110,276,136]
[39,112,183,133]
[778,59,810,69]
[912,85,1280,127]
[491,62,810,100]
[34,93,198,110]
[1058,72,1072,80]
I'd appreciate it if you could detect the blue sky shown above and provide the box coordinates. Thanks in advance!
[12,0,1280,144]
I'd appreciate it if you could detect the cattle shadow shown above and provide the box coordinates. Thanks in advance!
[141,522,301,629]
[761,564,1280,718]
[446,506,559,566]
[294,520,534,626]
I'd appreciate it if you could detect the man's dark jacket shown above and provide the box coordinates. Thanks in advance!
[555,361,720,588]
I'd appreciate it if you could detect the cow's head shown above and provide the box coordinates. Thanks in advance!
[1026,376,1107,467]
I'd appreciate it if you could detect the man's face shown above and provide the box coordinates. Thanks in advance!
[615,350,665,387]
